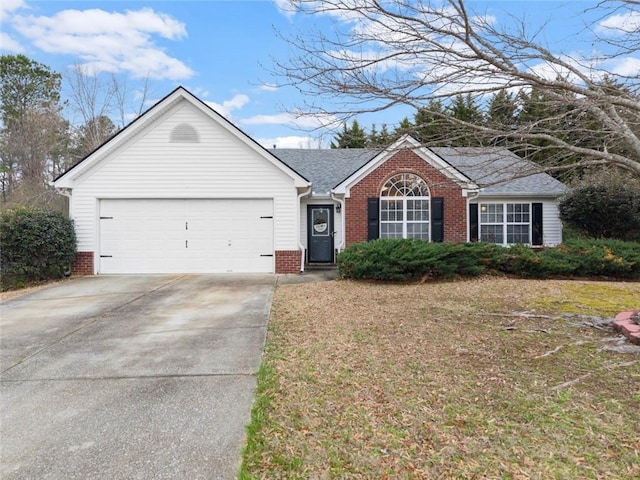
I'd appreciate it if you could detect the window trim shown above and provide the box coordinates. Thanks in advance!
[479,202,532,246]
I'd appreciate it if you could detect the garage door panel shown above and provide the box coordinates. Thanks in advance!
[99,199,273,274]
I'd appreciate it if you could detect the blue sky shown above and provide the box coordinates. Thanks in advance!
[1,1,638,148]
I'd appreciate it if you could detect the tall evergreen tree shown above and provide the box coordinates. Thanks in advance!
[367,123,392,147]
[446,94,484,146]
[486,90,517,146]
[331,119,367,148]
[413,99,448,145]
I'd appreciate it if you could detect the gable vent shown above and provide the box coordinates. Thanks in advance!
[170,123,200,143]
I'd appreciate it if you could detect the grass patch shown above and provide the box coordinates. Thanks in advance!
[242,278,640,479]
[532,282,640,316]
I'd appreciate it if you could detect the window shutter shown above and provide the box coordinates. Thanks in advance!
[431,197,444,242]
[367,197,380,240]
[469,203,479,242]
[532,202,543,246]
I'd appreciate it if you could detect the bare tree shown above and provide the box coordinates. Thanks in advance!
[274,0,640,176]
[65,65,152,161]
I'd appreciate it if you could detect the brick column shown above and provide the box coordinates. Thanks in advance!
[71,251,94,275]
[275,250,302,273]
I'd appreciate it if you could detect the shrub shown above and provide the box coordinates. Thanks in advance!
[337,239,506,281]
[0,207,76,289]
[338,238,640,282]
[559,179,640,241]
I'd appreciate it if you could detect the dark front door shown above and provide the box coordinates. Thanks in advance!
[308,205,334,263]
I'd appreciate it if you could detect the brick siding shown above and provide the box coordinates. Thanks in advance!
[275,250,302,274]
[72,251,94,275]
[345,149,468,246]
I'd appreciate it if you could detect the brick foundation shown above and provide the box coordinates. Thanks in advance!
[275,250,302,274]
[345,149,468,246]
[72,251,94,275]
[72,250,301,274]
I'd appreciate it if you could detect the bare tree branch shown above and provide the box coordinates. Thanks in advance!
[274,0,640,176]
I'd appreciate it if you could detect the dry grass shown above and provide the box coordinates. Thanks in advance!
[241,278,640,480]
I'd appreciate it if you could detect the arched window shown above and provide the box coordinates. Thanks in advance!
[380,173,430,240]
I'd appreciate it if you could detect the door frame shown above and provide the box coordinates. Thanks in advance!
[307,204,335,264]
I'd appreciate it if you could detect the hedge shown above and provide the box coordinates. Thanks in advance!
[337,238,640,282]
[1,207,76,289]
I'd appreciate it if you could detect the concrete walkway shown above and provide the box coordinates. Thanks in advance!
[1,274,276,480]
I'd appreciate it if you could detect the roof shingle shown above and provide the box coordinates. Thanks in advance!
[269,146,566,196]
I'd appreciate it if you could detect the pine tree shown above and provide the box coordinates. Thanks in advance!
[413,99,448,145]
[331,119,367,148]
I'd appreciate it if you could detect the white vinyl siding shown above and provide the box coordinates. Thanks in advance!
[69,99,299,258]
[542,201,563,246]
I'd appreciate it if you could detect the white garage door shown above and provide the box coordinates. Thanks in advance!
[99,199,274,274]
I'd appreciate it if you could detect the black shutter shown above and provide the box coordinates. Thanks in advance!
[469,203,479,242]
[431,197,444,242]
[532,202,543,246]
[367,197,380,241]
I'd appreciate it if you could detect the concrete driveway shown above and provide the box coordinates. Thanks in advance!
[0,274,275,480]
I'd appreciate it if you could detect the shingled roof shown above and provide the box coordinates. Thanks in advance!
[431,147,567,196]
[269,146,566,196]
[269,148,379,194]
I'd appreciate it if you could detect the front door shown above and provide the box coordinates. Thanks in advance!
[308,205,334,263]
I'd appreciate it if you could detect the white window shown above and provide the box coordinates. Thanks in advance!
[380,173,430,240]
[480,203,531,245]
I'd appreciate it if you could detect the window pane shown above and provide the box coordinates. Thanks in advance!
[380,223,403,238]
[480,204,503,223]
[381,199,403,222]
[507,225,529,244]
[507,203,530,223]
[407,199,429,221]
[480,225,503,243]
[407,222,430,240]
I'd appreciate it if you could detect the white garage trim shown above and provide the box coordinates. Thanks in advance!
[99,199,274,274]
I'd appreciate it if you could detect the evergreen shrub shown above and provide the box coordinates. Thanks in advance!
[337,239,505,281]
[1,207,76,289]
[337,238,640,281]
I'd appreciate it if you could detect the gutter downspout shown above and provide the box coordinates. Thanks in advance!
[297,186,312,273]
[330,190,345,252]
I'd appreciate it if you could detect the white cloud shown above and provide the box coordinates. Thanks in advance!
[597,11,640,35]
[273,0,296,19]
[241,111,339,129]
[206,94,250,117]
[0,0,25,21]
[0,31,23,52]
[11,7,193,80]
[0,0,25,52]
[257,135,324,149]
[601,56,640,77]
